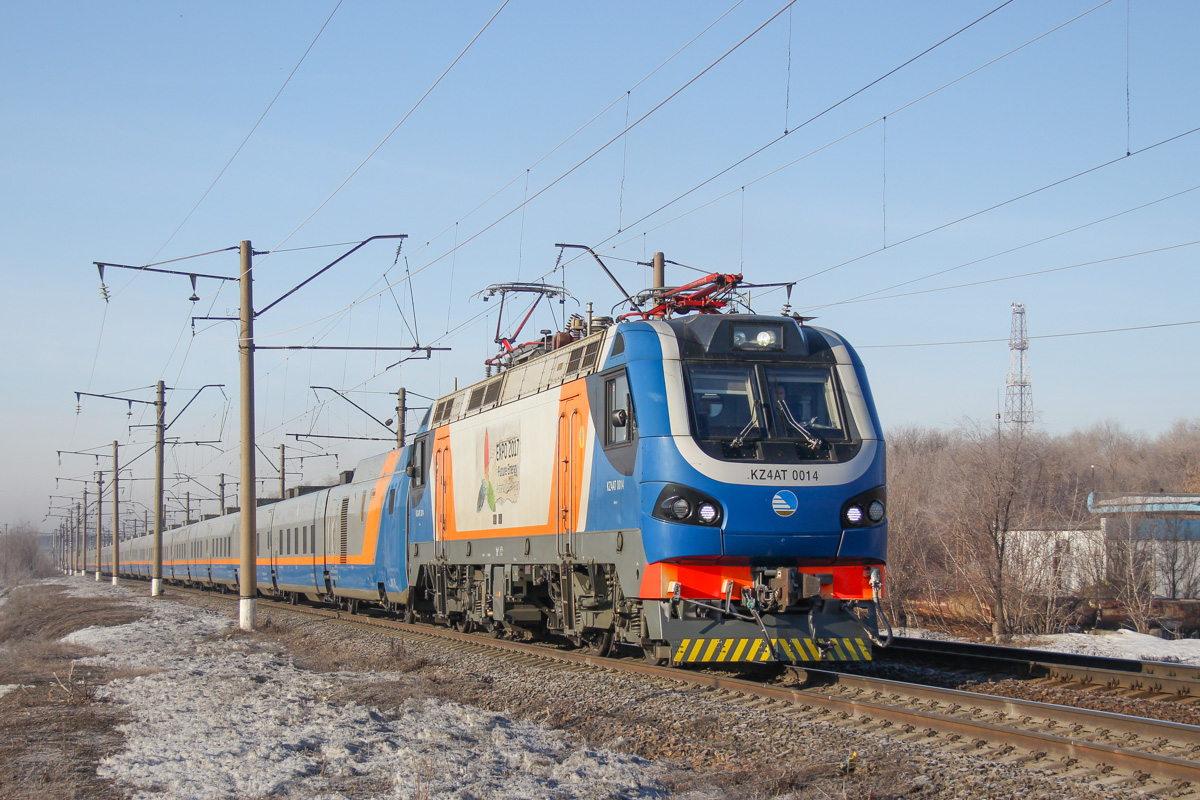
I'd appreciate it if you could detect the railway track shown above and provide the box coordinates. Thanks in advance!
[169,587,1200,796]
[882,636,1200,700]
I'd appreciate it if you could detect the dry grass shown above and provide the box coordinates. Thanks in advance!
[246,611,473,712]
[0,583,146,800]
[658,759,909,800]
[0,585,144,645]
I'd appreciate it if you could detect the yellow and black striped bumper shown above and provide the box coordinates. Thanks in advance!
[672,636,872,664]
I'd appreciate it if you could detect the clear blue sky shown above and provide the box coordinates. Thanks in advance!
[3,1,1197,531]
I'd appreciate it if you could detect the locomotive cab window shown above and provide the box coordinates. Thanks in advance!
[764,366,847,443]
[685,362,856,462]
[604,371,634,446]
[407,438,427,487]
[687,365,758,444]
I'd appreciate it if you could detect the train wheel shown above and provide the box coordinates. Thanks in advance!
[403,604,415,624]
[643,642,669,666]
[583,630,614,657]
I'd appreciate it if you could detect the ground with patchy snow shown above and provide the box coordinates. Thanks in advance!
[58,579,669,800]
[20,578,1196,800]
[899,625,1200,665]
[1015,629,1200,664]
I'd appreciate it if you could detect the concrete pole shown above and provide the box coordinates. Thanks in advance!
[279,443,285,500]
[219,473,226,514]
[152,380,165,596]
[82,487,88,576]
[652,251,665,291]
[238,240,258,631]
[112,441,120,586]
[186,491,191,524]
[95,471,103,580]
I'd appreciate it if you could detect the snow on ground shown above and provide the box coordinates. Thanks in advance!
[1013,629,1200,665]
[55,579,669,800]
[899,626,1200,665]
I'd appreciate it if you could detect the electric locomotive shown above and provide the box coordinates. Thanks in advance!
[104,261,890,666]
[402,267,890,664]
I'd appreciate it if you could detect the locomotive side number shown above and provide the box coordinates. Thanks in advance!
[749,469,820,483]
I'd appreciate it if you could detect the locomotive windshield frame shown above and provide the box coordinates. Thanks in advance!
[683,361,860,463]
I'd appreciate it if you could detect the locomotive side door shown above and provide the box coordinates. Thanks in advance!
[434,436,452,561]
[556,400,582,559]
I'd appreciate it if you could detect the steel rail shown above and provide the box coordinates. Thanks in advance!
[884,636,1200,697]
[801,667,1200,763]
[161,587,1200,791]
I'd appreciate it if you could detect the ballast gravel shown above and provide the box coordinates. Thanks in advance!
[55,578,1184,799]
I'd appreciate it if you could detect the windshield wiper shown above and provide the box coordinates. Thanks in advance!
[730,404,763,448]
[776,399,827,451]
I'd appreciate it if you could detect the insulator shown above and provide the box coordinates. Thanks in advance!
[100,284,111,302]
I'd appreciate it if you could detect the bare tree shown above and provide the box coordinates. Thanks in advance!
[883,417,1200,636]
[1154,516,1200,600]
[0,523,55,589]
[1105,514,1157,633]
[930,421,1041,640]
[884,426,957,628]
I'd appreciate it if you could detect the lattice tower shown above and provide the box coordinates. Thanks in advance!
[1004,302,1032,427]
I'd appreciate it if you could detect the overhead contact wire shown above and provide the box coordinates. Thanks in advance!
[145,0,345,266]
[260,0,512,268]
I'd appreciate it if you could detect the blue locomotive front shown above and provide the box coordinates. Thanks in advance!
[614,311,889,664]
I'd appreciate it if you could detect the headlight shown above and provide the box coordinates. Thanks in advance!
[668,497,691,520]
[731,323,783,351]
[841,486,886,528]
[652,484,722,527]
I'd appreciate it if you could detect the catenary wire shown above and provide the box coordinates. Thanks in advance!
[593,0,1113,261]
[143,0,345,267]
[391,0,747,269]
[794,124,1200,286]
[196,0,800,345]
[859,319,1200,349]
[814,240,1200,306]
[257,0,512,270]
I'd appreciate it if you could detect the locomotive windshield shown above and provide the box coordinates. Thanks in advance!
[685,363,856,462]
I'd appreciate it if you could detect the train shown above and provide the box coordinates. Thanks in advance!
[102,265,891,665]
